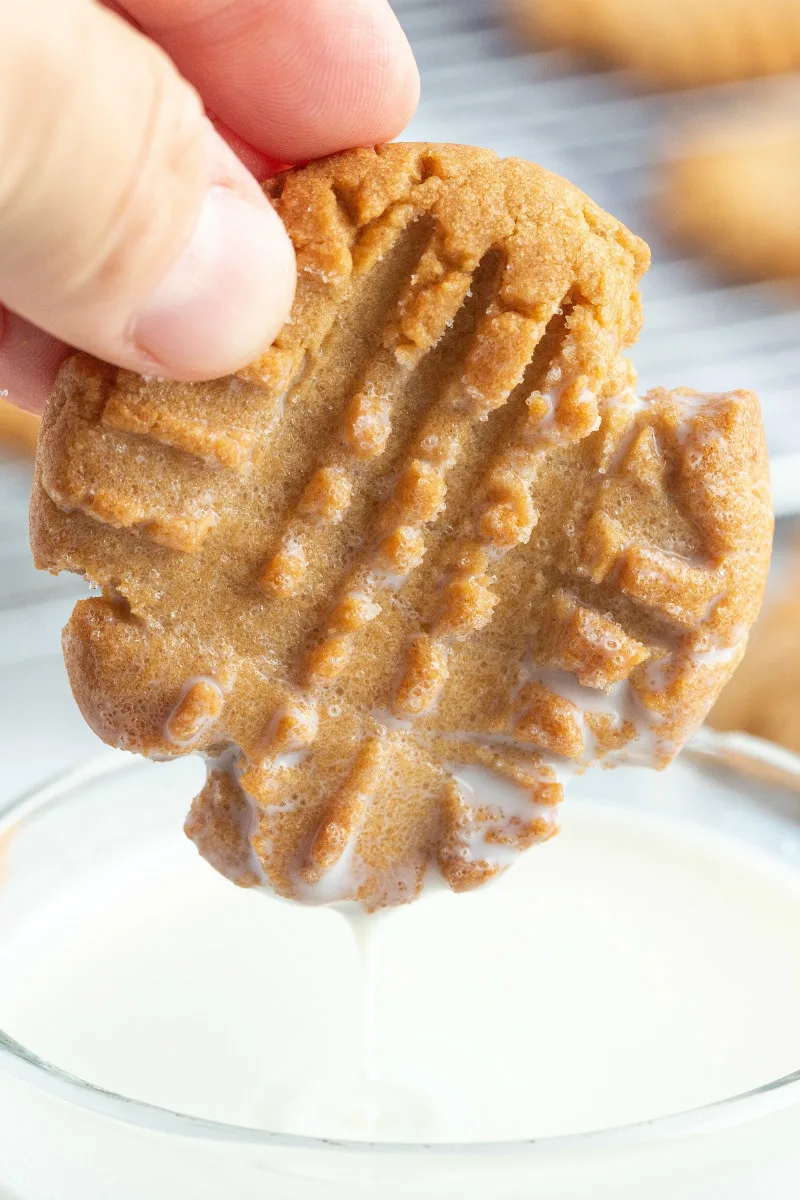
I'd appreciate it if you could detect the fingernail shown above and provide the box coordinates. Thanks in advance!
[130,161,295,379]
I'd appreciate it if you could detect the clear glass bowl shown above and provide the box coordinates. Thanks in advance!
[1,751,800,1200]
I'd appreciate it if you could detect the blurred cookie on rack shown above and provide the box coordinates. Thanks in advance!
[661,103,800,283]
[31,143,773,910]
[509,0,800,88]
[0,397,40,456]
[711,548,800,754]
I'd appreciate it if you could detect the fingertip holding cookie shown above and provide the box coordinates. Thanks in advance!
[30,143,773,910]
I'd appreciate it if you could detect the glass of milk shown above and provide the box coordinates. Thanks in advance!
[1,749,800,1199]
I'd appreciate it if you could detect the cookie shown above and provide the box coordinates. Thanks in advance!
[0,397,40,456]
[662,108,800,283]
[512,0,800,88]
[31,143,772,910]
[711,554,800,753]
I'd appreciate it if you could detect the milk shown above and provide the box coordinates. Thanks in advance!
[2,759,800,1146]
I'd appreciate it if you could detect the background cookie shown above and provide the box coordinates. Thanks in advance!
[511,0,800,88]
[0,397,40,456]
[662,109,800,283]
[711,550,800,753]
[31,144,771,910]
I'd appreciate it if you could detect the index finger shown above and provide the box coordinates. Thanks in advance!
[115,0,420,163]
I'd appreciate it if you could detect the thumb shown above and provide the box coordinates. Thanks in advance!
[0,0,295,381]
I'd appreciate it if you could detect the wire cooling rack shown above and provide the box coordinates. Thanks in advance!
[2,0,799,666]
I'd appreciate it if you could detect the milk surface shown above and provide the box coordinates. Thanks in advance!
[1,767,800,1144]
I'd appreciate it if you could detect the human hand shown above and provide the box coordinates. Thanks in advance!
[0,0,418,413]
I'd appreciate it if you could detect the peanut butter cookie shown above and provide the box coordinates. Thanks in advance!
[711,552,800,753]
[662,108,800,282]
[512,0,800,88]
[0,397,39,456]
[31,144,772,908]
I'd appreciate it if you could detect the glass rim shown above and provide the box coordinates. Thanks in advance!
[2,752,800,1158]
